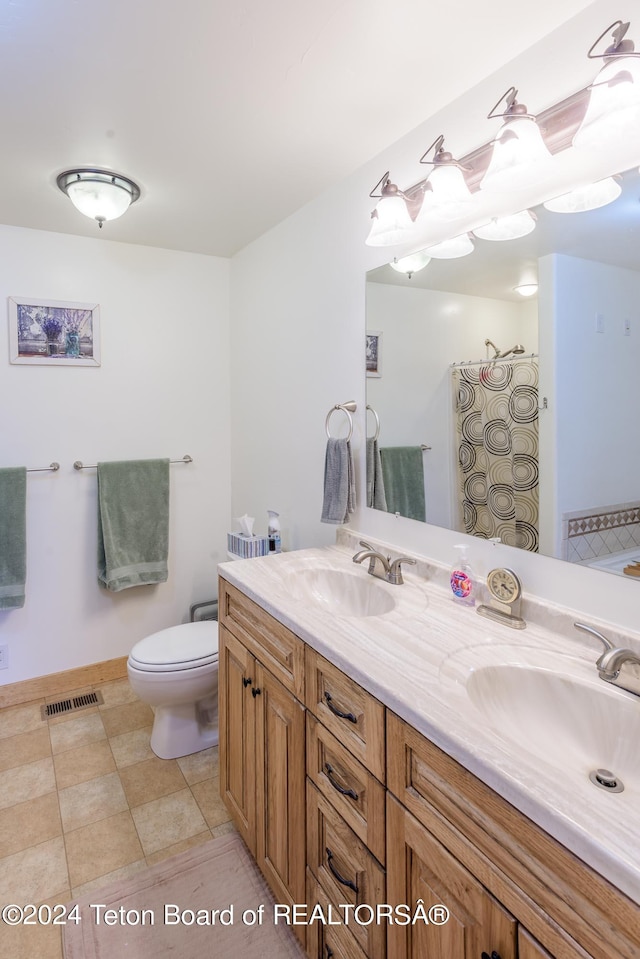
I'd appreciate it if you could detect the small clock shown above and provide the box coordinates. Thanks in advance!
[486,567,521,605]
[478,567,526,629]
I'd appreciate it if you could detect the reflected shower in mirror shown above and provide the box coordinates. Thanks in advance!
[366,166,640,576]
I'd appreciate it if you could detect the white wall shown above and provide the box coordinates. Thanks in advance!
[229,0,640,633]
[0,226,231,684]
[365,281,534,527]
[554,254,640,515]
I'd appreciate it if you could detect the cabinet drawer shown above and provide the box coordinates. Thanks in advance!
[219,577,304,698]
[307,713,385,864]
[307,780,385,959]
[305,648,385,781]
[306,869,369,959]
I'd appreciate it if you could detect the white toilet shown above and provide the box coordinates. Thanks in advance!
[127,620,219,760]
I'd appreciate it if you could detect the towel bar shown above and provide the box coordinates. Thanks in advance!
[366,405,380,441]
[325,402,357,441]
[73,455,193,470]
[26,462,60,473]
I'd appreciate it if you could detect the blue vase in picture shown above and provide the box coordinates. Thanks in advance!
[66,331,80,357]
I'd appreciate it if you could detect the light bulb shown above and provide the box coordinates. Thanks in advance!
[390,251,431,276]
[480,117,553,192]
[424,234,474,259]
[543,177,622,213]
[514,283,538,297]
[473,210,536,241]
[366,194,413,247]
[574,56,640,150]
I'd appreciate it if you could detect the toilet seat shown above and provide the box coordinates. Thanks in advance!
[129,621,219,673]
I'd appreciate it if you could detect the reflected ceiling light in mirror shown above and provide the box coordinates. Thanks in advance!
[480,88,553,193]
[365,173,414,246]
[543,176,622,212]
[574,21,640,151]
[424,234,474,259]
[514,283,538,297]
[472,209,536,241]
[415,135,472,223]
[390,251,431,278]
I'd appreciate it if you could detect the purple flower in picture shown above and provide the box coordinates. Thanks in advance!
[41,317,62,339]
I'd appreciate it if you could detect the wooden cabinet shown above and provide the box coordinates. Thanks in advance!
[219,580,306,942]
[387,794,517,959]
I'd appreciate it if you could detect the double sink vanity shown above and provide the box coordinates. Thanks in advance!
[217,531,640,959]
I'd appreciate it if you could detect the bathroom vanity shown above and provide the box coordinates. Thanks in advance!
[218,540,640,959]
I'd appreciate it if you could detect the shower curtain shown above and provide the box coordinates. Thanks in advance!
[452,359,539,552]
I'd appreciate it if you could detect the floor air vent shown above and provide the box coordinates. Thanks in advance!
[41,690,104,720]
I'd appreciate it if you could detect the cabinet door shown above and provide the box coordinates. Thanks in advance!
[255,661,306,920]
[219,624,256,852]
[387,794,517,959]
[518,929,554,959]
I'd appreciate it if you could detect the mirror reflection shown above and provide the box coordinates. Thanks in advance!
[366,166,640,577]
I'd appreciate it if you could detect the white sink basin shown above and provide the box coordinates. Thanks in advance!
[467,661,640,787]
[288,567,396,617]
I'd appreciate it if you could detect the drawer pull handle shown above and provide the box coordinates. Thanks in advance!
[325,762,359,801]
[251,687,262,698]
[481,952,501,959]
[325,847,358,893]
[242,677,252,688]
[324,692,357,724]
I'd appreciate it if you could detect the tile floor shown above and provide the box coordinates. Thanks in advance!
[0,677,232,959]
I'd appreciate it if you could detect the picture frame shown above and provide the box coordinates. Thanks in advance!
[8,296,101,366]
[366,331,382,377]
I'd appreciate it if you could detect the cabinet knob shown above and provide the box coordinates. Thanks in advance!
[481,952,501,959]
[324,691,358,724]
[251,687,262,698]
[325,846,358,893]
[325,946,334,959]
[242,677,252,688]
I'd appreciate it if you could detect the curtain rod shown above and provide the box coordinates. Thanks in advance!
[450,353,538,369]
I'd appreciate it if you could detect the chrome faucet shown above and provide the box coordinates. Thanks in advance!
[352,541,416,585]
[574,622,640,696]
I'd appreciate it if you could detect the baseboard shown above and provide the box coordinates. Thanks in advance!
[0,656,129,709]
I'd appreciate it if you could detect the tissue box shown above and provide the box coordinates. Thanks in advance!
[227,532,270,559]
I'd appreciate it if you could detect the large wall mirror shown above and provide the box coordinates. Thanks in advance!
[366,165,640,578]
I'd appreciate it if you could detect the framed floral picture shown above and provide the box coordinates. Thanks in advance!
[8,296,101,366]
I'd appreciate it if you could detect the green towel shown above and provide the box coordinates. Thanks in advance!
[97,459,170,592]
[379,446,426,522]
[0,467,27,609]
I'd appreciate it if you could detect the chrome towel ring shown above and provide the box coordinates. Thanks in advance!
[325,401,357,441]
[365,404,380,441]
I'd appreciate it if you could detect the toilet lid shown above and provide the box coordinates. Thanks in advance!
[129,621,219,672]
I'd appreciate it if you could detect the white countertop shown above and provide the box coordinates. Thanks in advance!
[218,542,640,906]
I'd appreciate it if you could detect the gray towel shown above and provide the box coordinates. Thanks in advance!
[379,446,426,522]
[366,437,387,511]
[0,467,27,609]
[97,459,170,591]
[321,438,356,524]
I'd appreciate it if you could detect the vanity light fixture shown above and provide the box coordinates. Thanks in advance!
[472,209,537,241]
[574,21,640,151]
[390,251,431,277]
[415,135,472,223]
[57,168,141,228]
[514,283,538,297]
[424,233,474,259]
[543,176,622,212]
[480,88,554,193]
[365,173,417,247]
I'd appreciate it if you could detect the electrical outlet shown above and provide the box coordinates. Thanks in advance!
[624,317,631,336]
[0,645,8,670]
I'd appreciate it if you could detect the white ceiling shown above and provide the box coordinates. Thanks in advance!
[0,0,594,257]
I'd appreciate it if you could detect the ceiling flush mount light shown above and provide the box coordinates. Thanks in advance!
[472,209,537,241]
[424,234,474,259]
[574,21,640,151]
[365,172,414,246]
[416,135,472,224]
[514,283,538,297]
[480,87,553,193]
[390,251,431,278]
[543,176,622,212]
[57,168,141,228]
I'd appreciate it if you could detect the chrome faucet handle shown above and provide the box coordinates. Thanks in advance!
[574,622,615,655]
[388,555,417,586]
